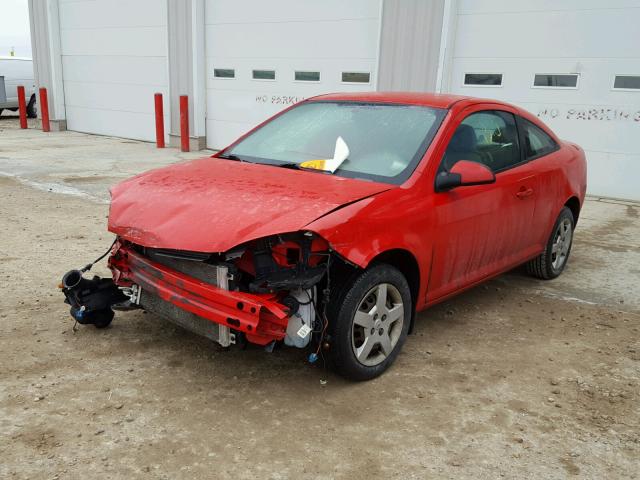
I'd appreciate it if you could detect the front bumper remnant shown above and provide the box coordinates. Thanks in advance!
[109,244,290,345]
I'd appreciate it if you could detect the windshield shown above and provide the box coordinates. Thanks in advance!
[226,101,446,184]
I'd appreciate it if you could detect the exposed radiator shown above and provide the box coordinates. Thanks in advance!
[138,260,234,347]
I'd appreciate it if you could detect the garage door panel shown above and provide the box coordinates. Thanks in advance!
[61,27,167,57]
[584,151,640,201]
[206,118,254,150]
[65,106,166,142]
[454,9,637,59]
[62,56,168,87]
[206,20,378,60]
[516,102,640,155]
[205,0,381,149]
[458,0,640,14]
[64,82,167,116]
[59,0,168,141]
[59,0,166,29]
[206,0,379,24]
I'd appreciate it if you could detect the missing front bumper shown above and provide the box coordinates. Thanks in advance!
[139,289,235,346]
[109,244,291,345]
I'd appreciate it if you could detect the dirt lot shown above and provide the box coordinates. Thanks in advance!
[1,116,639,479]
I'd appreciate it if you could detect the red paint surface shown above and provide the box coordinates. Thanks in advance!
[108,157,391,251]
[179,95,189,152]
[39,88,50,132]
[450,160,495,184]
[108,93,587,321]
[154,93,165,148]
[17,86,27,129]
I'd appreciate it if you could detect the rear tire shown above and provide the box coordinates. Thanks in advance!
[527,206,574,280]
[327,263,411,381]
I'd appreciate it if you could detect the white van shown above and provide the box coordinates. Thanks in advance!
[0,56,37,117]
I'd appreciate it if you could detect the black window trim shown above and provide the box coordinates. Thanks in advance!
[515,115,560,163]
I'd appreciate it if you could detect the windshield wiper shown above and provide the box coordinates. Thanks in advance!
[217,153,245,162]
[276,163,303,170]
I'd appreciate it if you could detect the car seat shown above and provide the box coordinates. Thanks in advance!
[441,124,482,171]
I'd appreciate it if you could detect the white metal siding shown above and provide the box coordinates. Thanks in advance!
[447,0,640,200]
[377,0,445,92]
[58,0,169,141]
[204,0,382,149]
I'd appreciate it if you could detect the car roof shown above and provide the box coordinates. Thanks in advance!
[308,91,474,109]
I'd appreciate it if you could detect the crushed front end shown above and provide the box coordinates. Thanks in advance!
[64,231,335,351]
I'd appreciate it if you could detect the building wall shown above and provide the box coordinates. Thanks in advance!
[58,0,169,141]
[28,0,640,200]
[444,0,640,200]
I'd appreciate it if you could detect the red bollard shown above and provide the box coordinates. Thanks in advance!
[17,86,28,129]
[179,95,189,152]
[154,93,165,148]
[39,87,50,132]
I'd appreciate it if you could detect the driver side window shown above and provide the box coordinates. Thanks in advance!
[441,111,521,173]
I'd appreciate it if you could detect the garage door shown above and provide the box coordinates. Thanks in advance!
[204,0,381,150]
[58,0,169,142]
[447,0,640,201]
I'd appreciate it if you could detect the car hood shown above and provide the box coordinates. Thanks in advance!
[108,157,392,252]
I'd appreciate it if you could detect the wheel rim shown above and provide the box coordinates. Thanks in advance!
[551,218,573,270]
[351,283,404,367]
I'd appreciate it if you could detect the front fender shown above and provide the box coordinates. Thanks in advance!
[305,190,435,308]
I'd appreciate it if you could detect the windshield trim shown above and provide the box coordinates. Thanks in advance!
[223,100,448,185]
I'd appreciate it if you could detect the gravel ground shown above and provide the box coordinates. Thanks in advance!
[0,114,639,479]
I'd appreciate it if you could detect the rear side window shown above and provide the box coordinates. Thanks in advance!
[441,110,520,173]
[519,118,558,159]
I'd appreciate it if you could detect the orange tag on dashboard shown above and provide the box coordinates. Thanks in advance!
[299,159,329,170]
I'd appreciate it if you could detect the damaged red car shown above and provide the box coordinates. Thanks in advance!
[61,92,587,380]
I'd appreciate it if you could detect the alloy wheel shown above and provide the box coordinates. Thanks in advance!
[551,218,573,270]
[351,283,404,367]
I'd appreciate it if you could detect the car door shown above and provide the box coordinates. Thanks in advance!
[516,116,565,250]
[427,107,539,301]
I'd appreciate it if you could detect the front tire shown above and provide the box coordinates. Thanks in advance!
[527,206,575,280]
[328,264,411,381]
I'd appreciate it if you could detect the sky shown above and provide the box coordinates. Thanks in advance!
[0,0,31,57]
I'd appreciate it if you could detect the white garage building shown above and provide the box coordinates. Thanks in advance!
[29,0,640,200]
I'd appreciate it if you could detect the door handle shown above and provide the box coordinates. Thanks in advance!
[516,187,534,199]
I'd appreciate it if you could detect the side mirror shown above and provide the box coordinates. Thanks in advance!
[435,160,496,192]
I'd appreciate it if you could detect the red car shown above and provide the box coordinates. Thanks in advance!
[61,92,586,380]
